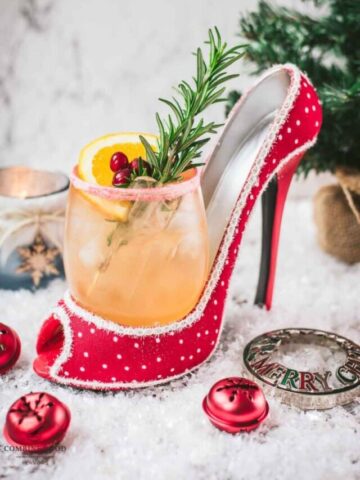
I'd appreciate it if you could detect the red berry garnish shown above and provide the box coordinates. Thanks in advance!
[112,168,131,186]
[130,158,151,174]
[110,152,128,172]
[130,158,141,172]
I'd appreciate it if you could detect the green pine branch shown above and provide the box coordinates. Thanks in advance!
[226,0,360,176]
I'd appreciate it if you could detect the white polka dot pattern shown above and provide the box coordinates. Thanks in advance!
[34,66,321,390]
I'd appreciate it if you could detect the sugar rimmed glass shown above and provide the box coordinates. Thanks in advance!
[64,153,209,328]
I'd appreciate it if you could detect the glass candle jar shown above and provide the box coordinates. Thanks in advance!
[64,164,209,328]
[0,166,69,290]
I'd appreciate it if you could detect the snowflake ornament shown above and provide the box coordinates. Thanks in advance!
[16,233,60,286]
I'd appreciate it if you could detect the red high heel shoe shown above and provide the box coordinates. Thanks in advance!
[33,64,322,389]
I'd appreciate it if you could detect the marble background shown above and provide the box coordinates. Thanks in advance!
[0,0,321,182]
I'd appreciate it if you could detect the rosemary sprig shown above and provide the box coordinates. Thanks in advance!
[139,27,245,184]
[87,29,244,289]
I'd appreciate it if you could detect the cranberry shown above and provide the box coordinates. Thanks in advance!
[110,152,128,172]
[112,168,131,186]
[130,158,151,174]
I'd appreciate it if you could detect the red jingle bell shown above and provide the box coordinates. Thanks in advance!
[0,323,21,375]
[203,377,269,433]
[3,392,71,452]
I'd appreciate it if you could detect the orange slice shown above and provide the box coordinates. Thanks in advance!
[77,132,157,221]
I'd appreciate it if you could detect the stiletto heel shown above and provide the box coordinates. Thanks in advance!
[34,64,322,390]
[255,152,304,309]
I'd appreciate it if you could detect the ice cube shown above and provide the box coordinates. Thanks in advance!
[78,238,103,267]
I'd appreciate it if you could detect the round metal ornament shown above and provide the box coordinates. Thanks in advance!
[202,377,269,433]
[0,323,21,375]
[243,328,360,410]
[3,392,71,452]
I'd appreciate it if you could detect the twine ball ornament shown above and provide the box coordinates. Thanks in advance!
[314,166,360,264]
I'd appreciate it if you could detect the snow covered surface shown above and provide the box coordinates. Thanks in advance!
[1,199,359,480]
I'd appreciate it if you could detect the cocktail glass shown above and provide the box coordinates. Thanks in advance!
[64,133,209,328]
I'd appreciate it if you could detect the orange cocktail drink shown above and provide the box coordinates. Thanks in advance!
[64,133,209,327]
